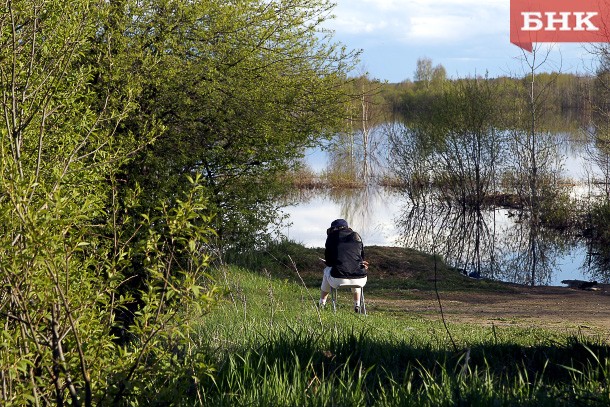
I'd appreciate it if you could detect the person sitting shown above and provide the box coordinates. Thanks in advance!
[319,219,369,312]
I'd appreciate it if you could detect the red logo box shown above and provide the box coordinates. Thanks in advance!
[510,0,610,51]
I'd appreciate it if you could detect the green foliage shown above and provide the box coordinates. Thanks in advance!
[590,200,610,242]
[99,0,359,252]
[1,0,359,403]
[104,176,219,405]
[0,2,219,405]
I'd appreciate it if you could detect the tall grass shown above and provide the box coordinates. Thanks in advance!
[190,265,610,406]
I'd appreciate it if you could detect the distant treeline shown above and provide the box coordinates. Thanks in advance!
[362,71,595,130]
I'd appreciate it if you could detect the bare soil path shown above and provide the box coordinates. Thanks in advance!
[373,285,610,332]
[294,245,610,333]
[336,246,610,333]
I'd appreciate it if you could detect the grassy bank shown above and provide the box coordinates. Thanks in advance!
[187,242,610,405]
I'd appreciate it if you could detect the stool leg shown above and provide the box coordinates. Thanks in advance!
[360,288,366,315]
[331,287,337,312]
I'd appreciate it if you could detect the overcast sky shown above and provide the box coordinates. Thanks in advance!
[323,0,598,82]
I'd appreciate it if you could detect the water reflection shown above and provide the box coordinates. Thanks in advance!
[495,214,566,286]
[583,241,610,284]
[396,204,498,278]
[286,121,610,285]
[281,187,608,286]
[394,185,597,286]
[280,186,406,247]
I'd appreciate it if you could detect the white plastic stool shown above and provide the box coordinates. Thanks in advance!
[331,283,367,315]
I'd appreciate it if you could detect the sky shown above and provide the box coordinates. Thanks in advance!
[322,0,600,83]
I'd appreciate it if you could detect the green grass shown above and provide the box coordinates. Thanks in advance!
[188,256,610,406]
[227,239,516,294]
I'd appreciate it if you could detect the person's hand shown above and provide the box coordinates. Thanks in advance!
[361,260,369,270]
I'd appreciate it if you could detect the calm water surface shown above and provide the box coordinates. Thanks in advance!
[280,187,593,286]
[282,130,610,286]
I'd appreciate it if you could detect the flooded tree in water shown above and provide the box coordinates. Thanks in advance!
[587,34,610,202]
[391,53,573,285]
[388,122,434,204]
[389,77,509,280]
[573,38,610,283]
[390,77,505,209]
[327,73,385,184]
[580,54,610,282]
[431,78,505,208]
[507,45,567,285]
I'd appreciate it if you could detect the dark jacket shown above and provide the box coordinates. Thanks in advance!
[325,226,366,279]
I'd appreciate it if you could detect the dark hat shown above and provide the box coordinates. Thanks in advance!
[330,219,348,228]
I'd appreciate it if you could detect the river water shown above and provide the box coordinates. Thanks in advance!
[278,134,609,287]
[279,186,596,286]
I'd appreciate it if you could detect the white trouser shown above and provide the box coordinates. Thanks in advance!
[320,266,367,293]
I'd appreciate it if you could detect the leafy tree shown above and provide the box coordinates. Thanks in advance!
[0,1,219,405]
[414,57,446,90]
[414,57,433,87]
[97,0,358,253]
[1,0,357,402]
[435,78,505,207]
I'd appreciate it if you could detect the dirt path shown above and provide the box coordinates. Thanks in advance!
[296,246,610,334]
[374,285,610,333]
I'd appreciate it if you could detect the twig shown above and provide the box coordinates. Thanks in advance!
[287,255,323,329]
[432,254,457,353]
[51,303,80,407]
[431,203,458,353]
